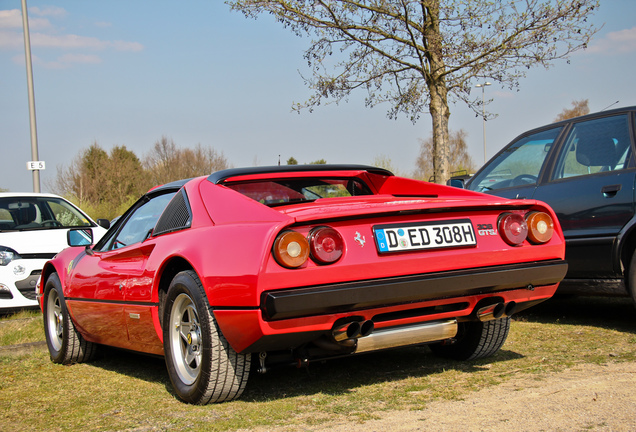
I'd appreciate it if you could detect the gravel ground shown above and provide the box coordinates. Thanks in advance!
[245,361,636,432]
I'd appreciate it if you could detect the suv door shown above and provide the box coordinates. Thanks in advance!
[532,113,636,278]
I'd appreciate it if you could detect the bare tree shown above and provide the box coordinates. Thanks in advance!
[228,0,599,183]
[414,129,476,182]
[554,99,590,122]
[144,136,230,186]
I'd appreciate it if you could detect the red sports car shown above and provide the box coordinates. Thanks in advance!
[37,165,567,404]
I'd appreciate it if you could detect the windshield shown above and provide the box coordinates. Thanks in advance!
[467,127,563,192]
[0,196,93,231]
[225,178,373,206]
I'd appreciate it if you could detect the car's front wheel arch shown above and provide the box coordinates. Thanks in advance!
[42,272,96,364]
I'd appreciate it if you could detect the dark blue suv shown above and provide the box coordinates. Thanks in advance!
[465,106,636,303]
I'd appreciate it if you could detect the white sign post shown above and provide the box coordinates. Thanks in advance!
[27,161,45,170]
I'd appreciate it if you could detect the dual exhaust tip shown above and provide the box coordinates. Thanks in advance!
[332,319,375,343]
[476,301,517,322]
[328,318,459,355]
[332,301,516,345]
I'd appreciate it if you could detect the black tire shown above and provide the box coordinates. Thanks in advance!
[42,273,97,364]
[163,270,250,404]
[628,252,636,308]
[429,317,510,361]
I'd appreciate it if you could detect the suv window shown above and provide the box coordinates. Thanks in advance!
[467,127,562,192]
[552,114,633,180]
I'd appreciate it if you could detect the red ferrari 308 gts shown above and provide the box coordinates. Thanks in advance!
[37,165,567,404]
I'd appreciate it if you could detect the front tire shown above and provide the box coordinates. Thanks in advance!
[42,273,96,364]
[163,270,250,404]
[429,317,510,361]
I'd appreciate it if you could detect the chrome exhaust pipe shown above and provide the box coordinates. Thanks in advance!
[476,303,505,322]
[332,320,375,341]
[477,301,518,322]
[358,320,375,338]
[505,301,517,317]
[354,320,457,354]
[332,321,361,342]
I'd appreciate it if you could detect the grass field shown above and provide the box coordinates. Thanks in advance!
[1,296,635,431]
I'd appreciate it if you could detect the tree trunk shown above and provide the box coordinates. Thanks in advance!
[422,0,450,185]
[429,82,450,184]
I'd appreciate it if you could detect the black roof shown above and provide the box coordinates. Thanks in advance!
[207,165,394,184]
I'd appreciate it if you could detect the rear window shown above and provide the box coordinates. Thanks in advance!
[224,178,373,206]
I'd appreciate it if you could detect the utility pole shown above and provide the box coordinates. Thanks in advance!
[21,0,41,192]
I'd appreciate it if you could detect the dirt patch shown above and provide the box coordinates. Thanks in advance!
[0,341,46,357]
[247,362,636,431]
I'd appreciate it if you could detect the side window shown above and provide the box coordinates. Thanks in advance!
[46,200,91,227]
[552,115,632,180]
[102,192,177,251]
[468,127,562,192]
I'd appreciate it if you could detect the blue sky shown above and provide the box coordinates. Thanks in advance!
[2,1,636,193]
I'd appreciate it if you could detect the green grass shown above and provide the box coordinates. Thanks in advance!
[0,309,43,346]
[1,296,635,431]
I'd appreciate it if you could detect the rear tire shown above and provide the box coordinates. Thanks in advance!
[163,270,250,404]
[42,273,96,364]
[429,317,510,361]
[627,252,636,308]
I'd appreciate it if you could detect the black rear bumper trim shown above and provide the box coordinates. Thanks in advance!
[262,260,568,321]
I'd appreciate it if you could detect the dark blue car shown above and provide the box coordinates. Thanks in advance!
[465,106,636,303]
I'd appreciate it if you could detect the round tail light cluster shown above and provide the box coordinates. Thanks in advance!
[498,211,554,246]
[526,211,555,244]
[273,231,309,268]
[273,226,344,268]
[309,227,344,264]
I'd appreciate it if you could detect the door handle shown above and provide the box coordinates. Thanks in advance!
[601,184,621,197]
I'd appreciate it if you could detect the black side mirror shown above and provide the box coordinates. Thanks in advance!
[447,178,466,188]
[67,228,94,247]
[96,218,111,229]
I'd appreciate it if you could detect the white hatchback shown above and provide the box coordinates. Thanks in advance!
[0,193,108,311]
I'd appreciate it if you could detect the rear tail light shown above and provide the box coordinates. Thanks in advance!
[498,213,528,246]
[273,231,309,268]
[309,226,344,264]
[526,211,554,244]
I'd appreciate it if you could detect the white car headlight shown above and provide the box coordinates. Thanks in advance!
[0,250,16,266]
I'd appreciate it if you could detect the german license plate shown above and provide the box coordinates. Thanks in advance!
[373,219,477,253]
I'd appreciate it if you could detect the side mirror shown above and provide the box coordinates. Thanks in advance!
[96,218,111,229]
[447,178,466,188]
[67,228,94,247]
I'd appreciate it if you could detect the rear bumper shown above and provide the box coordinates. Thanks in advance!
[261,259,568,321]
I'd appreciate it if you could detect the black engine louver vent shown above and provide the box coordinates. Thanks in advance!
[153,189,192,236]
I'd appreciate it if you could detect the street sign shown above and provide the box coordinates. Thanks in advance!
[27,161,45,170]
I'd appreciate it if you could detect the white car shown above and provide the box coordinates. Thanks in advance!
[0,193,108,311]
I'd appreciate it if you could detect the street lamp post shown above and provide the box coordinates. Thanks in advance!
[476,82,491,164]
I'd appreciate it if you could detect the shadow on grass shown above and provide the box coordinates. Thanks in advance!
[514,295,636,333]
[85,341,524,403]
[241,346,524,401]
[70,295,636,403]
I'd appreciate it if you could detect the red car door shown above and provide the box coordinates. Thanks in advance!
[65,248,128,347]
